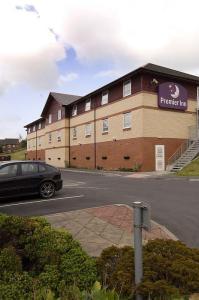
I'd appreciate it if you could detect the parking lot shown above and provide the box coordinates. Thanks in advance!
[0,169,199,247]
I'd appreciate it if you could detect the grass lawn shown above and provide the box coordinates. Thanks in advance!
[177,157,199,176]
[0,148,26,160]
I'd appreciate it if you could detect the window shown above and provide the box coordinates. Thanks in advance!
[101,91,108,105]
[102,118,109,133]
[0,164,18,178]
[39,164,47,173]
[49,114,52,124]
[85,99,91,111]
[72,105,77,116]
[28,128,31,134]
[57,130,61,142]
[72,127,77,139]
[49,133,52,143]
[58,109,62,120]
[33,125,36,132]
[123,112,132,129]
[21,163,38,175]
[38,123,41,130]
[85,123,92,136]
[197,87,199,109]
[123,80,131,97]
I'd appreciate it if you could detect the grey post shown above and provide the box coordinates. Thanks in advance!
[133,201,143,300]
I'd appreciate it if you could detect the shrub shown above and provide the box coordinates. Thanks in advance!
[97,240,199,298]
[0,214,97,298]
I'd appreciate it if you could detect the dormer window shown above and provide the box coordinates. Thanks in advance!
[85,99,91,111]
[101,91,108,105]
[49,114,52,124]
[72,105,77,116]
[123,80,131,97]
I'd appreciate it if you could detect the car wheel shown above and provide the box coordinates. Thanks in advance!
[40,181,55,199]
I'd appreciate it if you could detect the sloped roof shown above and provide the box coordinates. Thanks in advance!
[143,63,199,83]
[41,92,81,117]
[0,138,19,145]
[24,117,44,128]
[50,92,81,105]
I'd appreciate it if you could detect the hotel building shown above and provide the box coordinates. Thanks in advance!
[25,63,199,171]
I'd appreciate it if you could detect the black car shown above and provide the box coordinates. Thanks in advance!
[0,161,63,199]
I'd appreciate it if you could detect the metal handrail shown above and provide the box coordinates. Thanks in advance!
[167,140,191,167]
[167,125,198,167]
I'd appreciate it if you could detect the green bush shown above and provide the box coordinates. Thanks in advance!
[0,214,97,299]
[97,240,199,298]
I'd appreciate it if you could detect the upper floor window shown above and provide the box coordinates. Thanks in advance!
[28,128,31,134]
[72,127,77,139]
[85,99,91,111]
[123,112,132,129]
[33,126,36,132]
[72,105,77,116]
[58,109,62,120]
[85,123,92,137]
[123,80,131,97]
[101,91,108,105]
[49,114,52,124]
[197,87,199,108]
[57,130,61,142]
[102,118,109,133]
[38,123,41,130]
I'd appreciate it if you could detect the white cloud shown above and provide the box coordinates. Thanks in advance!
[58,72,79,85]
[1,0,199,95]
[94,70,123,78]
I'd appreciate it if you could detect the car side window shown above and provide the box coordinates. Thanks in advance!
[21,163,38,175]
[38,164,47,173]
[0,164,18,178]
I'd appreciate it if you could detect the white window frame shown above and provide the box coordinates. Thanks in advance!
[72,105,77,116]
[101,91,108,105]
[72,127,77,139]
[123,112,132,129]
[123,80,131,97]
[33,125,36,132]
[102,118,109,133]
[57,109,62,120]
[57,130,61,142]
[28,128,31,134]
[49,114,52,124]
[85,123,92,137]
[85,99,91,111]
[49,133,52,143]
[38,123,41,130]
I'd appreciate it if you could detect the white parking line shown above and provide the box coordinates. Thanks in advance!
[63,185,107,190]
[189,179,199,182]
[0,195,84,208]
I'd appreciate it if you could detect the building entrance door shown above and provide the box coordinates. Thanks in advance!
[155,145,165,171]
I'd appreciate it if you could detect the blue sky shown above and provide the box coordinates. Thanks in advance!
[1,0,199,138]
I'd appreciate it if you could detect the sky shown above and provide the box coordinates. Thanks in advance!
[1,0,199,139]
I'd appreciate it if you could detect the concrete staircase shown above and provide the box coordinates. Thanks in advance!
[170,140,199,172]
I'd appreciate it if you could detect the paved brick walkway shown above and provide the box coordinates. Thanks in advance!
[45,204,177,257]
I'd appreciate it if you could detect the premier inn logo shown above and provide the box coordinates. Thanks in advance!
[158,82,188,111]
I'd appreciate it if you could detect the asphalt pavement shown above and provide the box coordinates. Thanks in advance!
[0,169,199,248]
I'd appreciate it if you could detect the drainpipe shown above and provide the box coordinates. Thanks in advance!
[68,111,71,168]
[35,126,38,160]
[94,102,97,169]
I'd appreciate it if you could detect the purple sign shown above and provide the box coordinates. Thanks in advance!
[158,82,188,110]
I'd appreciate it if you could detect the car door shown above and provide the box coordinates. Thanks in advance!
[0,163,19,198]
[17,162,41,195]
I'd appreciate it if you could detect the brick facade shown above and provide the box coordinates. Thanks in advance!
[70,137,185,171]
